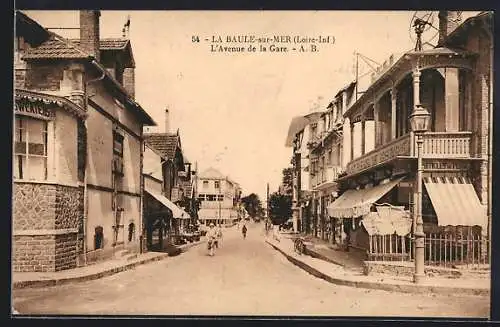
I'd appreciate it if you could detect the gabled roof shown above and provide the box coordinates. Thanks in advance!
[15,11,50,46]
[17,11,155,126]
[199,167,226,180]
[69,38,135,67]
[144,133,180,160]
[23,32,90,60]
[285,111,323,147]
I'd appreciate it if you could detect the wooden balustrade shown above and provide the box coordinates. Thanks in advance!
[418,132,472,158]
[345,132,473,175]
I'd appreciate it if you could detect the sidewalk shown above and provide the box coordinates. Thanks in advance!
[266,236,490,297]
[12,240,203,290]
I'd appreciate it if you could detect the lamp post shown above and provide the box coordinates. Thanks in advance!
[409,103,431,284]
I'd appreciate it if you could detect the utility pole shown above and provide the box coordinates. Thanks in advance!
[266,182,270,218]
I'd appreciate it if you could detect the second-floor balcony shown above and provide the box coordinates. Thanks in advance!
[345,131,474,176]
[312,166,342,190]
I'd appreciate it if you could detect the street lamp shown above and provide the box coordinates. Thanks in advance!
[409,103,431,284]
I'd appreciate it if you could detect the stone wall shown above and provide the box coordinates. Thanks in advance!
[13,182,83,272]
[55,185,81,230]
[13,183,56,230]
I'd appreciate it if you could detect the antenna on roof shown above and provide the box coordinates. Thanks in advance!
[122,15,130,38]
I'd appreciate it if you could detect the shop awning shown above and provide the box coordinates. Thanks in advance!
[145,187,190,219]
[327,176,405,218]
[424,177,487,229]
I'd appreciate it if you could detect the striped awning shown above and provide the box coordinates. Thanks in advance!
[145,187,190,219]
[327,176,405,218]
[424,177,487,229]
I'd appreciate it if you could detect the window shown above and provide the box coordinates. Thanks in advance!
[14,116,48,180]
[207,194,216,201]
[112,131,124,175]
[217,194,224,201]
[214,181,220,189]
[203,180,209,189]
[198,194,206,201]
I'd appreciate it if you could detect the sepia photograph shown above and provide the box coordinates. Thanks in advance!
[11,9,492,319]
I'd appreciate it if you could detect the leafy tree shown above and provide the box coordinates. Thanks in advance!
[241,193,263,218]
[282,167,293,196]
[268,192,292,225]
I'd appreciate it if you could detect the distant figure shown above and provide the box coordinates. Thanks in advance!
[242,224,247,239]
[206,223,218,256]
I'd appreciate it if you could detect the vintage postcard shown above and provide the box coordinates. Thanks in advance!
[12,10,492,319]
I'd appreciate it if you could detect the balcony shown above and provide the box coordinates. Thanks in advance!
[313,166,342,190]
[345,132,473,176]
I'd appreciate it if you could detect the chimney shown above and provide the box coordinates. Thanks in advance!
[79,10,101,62]
[438,11,460,47]
[164,108,170,133]
[123,68,135,99]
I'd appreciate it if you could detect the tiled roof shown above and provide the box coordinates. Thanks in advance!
[144,133,180,160]
[199,167,226,180]
[69,38,130,50]
[22,32,90,60]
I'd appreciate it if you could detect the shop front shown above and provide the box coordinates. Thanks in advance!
[144,185,190,249]
[13,89,87,272]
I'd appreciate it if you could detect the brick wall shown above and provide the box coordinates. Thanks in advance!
[12,235,56,272]
[462,28,491,204]
[15,69,26,89]
[25,62,65,91]
[55,233,77,271]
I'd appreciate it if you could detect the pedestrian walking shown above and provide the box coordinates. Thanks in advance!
[242,224,247,239]
[206,223,217,256]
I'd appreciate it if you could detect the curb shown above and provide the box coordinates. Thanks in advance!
[13,241,204,290]
[266,240,489,297]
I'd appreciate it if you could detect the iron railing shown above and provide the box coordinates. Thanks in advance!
[367,232,490,269]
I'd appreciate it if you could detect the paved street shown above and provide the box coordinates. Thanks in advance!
[12,223,489,317]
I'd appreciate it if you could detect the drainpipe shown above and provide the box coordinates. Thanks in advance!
[82,59,106,265]
[483,26,493,258]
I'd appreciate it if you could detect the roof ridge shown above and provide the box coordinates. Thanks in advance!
[48,31,91,58]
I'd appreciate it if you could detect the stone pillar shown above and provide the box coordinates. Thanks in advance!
[445,68,460,132]
[391,88,397,139]
[350,122,355,160]
[342,117,351,168]
[413,68,421,107]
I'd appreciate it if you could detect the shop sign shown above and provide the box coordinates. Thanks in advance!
[15,99,56,120]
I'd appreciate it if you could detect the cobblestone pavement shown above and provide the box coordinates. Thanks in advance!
[12,223,490,317]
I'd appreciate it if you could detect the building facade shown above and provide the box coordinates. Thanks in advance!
[285,112,322,232]
[142,110,193,248]
[285,11,492,266]
[197,168,240,226]
[329,11,492,257]
[13,11,156,272]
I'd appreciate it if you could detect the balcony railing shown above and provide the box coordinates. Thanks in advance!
[418,132,472,158]
[312,166,342,189]
[346,131,473,175]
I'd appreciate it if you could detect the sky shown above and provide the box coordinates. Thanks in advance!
[21,10,480,201]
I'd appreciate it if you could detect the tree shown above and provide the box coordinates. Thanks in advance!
[282,167,293,196]
[268,192,292,225]
[241,193,263,218]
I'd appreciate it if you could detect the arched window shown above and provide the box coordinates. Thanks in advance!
[94,226,104,250]
[128,223,135,242]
